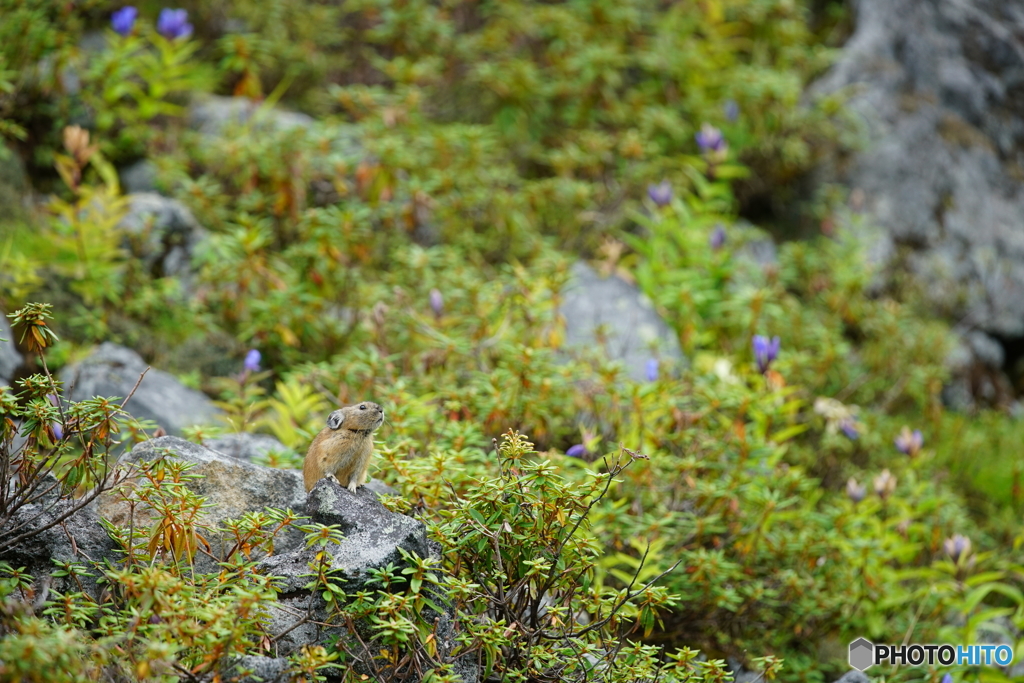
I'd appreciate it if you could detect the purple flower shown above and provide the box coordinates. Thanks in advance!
[52,422,64,440]
[724,100,739,122]
[695,123,725,153]
[645,358,659,382]
[647,180,672,207]
[944,534,972,563]
[941,675,953,683]
[566,444,589,458]
[244,349,261,372]
[156,8,192,40]
[873,469,896,500]
[111,6,138,36]
[894,426,923,456]
[710,224,727,251]
[752,335,780,374]
[846,478,866,504]
[429,288,444,317]
[840,419,859,440]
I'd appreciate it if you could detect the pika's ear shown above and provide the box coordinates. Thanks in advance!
[327,411,344,430]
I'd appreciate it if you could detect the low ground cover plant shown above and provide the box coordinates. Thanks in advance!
[2,0,1024,681]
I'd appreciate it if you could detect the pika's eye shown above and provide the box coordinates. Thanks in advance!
[359,404,366,410]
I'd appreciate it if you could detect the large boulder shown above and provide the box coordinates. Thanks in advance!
[97,436,308,560]
[119,192,207,280]
[813,0,1024,341]
[0,314,23,387]
[206,432,294,464]
[559,261,685,381]
[61,343,221,436]
[0,486,120,598]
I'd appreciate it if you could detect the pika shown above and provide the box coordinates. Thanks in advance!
[303,402,385,493]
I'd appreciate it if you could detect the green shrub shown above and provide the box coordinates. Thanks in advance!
[4,1,1024,681]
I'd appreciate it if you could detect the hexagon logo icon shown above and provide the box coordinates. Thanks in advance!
[849,638,874,671]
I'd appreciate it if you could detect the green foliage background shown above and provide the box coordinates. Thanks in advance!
[2,0,1024,681]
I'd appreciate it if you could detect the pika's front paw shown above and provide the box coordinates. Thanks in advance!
[325,473,340,486]
[347,481,358,493]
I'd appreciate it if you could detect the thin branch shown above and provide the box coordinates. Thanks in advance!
[118,367,150,412]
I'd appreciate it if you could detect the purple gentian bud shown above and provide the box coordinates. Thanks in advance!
[647,180,672,207]
[724,100,739,122]
[156,8,193,40]
[840,419,859,440]
[943,534,972,563]
[566,444,588,458]
[894,426,923,456]
[752,335,780,374]
[111,6,138,36]
[429,288,444,317]
[846,478,866,504]
[645,358,659,382]
[695,123,725,153]
[52,422,64,441]
[244,349,261,372]
[941,675,953,683]
[710,224,726,251]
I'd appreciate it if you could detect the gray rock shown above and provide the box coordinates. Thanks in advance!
[966,330,1004,369]
[119,192,206,280]
[727,659,761,683]
[206,432,294,464]
[260,476,429,596]
[120,159,158,194]
[364,477,398,497]
[739,238,779,270]
[61,343,221,436]
[943,331,1013,411]
[224,655,290,683]
[188,95,314,137]
[0,314,23,386]
[97,436,308,560]
[813,0,1024,338]
[559,261,685,380]
[0,494,120,598]
[256,477,432,656]
[834,672,871,683]
[0,142,28,220]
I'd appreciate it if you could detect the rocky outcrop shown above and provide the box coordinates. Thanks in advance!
[255,477,476,680]
[0,475,121,598]
[119,192,207,281]
[97,436,308,560]
[559,261,685,381]
[4,434,449,676]
[813,0,1024,397]
[60,343,221,436]
[206,432,294,464]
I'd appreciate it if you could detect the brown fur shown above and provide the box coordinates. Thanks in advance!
[303,402,384,493]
